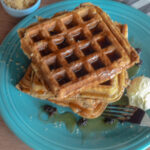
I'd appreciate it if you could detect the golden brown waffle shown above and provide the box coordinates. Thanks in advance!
[29,63,128,103]
[73,23,129,101]
[18,3,139,99]
[16,64,128,101]
[16,23,129,118]
[17,23,129,103]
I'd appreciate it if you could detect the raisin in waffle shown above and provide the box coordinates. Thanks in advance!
[18,3,139,99]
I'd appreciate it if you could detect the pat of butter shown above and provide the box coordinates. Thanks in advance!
[127,76,150,110]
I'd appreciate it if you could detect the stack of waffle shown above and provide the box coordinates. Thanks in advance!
[16,3,139,119]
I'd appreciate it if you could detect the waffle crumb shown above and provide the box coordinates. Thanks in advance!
[4,0,37,10]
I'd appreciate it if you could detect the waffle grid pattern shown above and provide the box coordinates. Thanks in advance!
[19,4,138,98]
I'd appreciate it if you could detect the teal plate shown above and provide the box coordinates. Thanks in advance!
[1,0,150,149]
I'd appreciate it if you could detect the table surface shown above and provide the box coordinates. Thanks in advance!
[0,0,150,150]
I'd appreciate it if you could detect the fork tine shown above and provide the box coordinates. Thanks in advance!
[108,104,137,110]
[103,111,133,117]
[107,105,138,114]
[102,114,130,121]
[105,107,135,113]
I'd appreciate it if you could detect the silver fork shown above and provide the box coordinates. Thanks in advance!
[102,105,150,127]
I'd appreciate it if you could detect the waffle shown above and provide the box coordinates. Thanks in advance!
[16,23,129,118]
[72,22,129,101]
[16,64,127,101]
[17,23,129,103]
[18,3,139,99]
[19,63,128,103]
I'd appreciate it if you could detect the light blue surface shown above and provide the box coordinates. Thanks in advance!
[0,0,150,149]
[0,0,41,17]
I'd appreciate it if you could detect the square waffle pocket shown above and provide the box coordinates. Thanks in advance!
[18,3,139,99]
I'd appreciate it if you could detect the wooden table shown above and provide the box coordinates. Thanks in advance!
[0,0,150,150]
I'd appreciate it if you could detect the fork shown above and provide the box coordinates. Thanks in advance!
[102,105,150,127]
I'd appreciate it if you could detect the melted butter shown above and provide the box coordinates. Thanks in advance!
[79,117,118,134]
[48,112,77,133]
[39,110,77,133]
